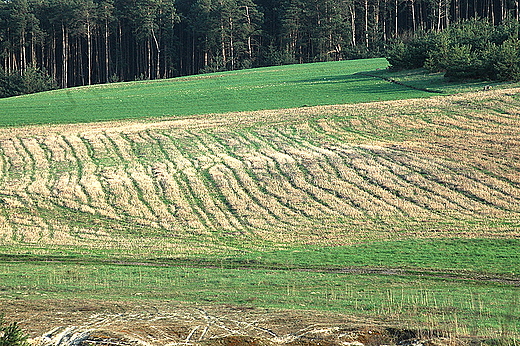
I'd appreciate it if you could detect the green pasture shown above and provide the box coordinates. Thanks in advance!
[1,238,518,336]
[217,238,520,276]
[3,238,518,277]
[0,58,502,127]
[1,255,518,337]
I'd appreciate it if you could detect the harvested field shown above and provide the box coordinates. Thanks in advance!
[0,89,519,253]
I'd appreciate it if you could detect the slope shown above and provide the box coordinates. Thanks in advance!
[0,88,519,252]
[0,58,500,127]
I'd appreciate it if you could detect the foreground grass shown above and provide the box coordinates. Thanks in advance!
[1,257,518,338]
[0,59,509,127]
[2,238,519,276]
[1,238,518,337]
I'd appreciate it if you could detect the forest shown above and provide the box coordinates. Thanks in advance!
[1,0,519,94]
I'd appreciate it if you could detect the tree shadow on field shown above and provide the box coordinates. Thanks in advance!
[291,74,369,85]
[290,73,421,96]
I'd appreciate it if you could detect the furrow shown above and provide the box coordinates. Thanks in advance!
[0,205,15,243]
[114,131,169,226]
[152,133,211,231]
[240,129,334,219]
[99,164,157,222]
[65,134,118,218]
[208,162,274,230]
[285,146,378,219]
[174,130,247,233]
[239,150,306,221]
[437,112,504,132]
[440,155,520,210]
[263,149,333,218]
[51,172,86,209]
[388,150,501,215]
[353,146,436,218]
[366,147,483,217]
[467,167,520,205]
[269,127,383,218]
[304,149,385,218]
[0,144,7,187]
[280,154,365,217]
[230,132,309,220]
[174,131,248,232]
[200,130,293,226]
[40,135,68,163]
[375,149,480,216]
[22,137,51,197]
[220,153,284,229]
[436,159,520,214]
[81,132,115,164]
[42,136,90,213]
[158,131,244,233]
[13,138,47,226]
[104,130,138,162]
[57,135,90,205]
[0,138,32,193]
[128,162,177,229]
[333,148,413,217]
[411,138,519,214]
[81,131,155,223]
[142,132,207,231]
[40,135,90,217]
[230,153,296,223]
[463,106,520,127]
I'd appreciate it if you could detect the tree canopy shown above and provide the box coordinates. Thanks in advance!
[0,0,519,96]
[387,18,520,81]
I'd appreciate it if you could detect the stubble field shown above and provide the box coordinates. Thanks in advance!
[1,89,519,247]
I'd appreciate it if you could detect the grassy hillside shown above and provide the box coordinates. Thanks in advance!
[0,58,503,127]
[0,60,519,339]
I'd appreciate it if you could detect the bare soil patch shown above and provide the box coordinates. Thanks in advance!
[2,299,475,346]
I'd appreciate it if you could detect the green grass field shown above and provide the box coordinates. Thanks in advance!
[0,59,519,342]
[2,238,519,338]
[0,58,507,127]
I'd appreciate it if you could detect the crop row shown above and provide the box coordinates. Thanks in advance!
[0,91,519,248]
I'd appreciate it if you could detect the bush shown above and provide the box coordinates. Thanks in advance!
[0,70,24,98]
[387,32,436,70]
[21,64,57,95]
[387,18,520,81]
[258,45,295,66]
[0,65,56,98]
[442,44,492,80]
[0,315,29,346]
[492,38,520,81]
[200,55,228,73]
[444,18,496,50]
[423,33,452,72]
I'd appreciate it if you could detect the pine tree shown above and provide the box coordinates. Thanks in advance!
[0,315,29,346]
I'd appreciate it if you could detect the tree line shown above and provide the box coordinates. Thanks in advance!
[1,0,520,96]
[388,18,520,81]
